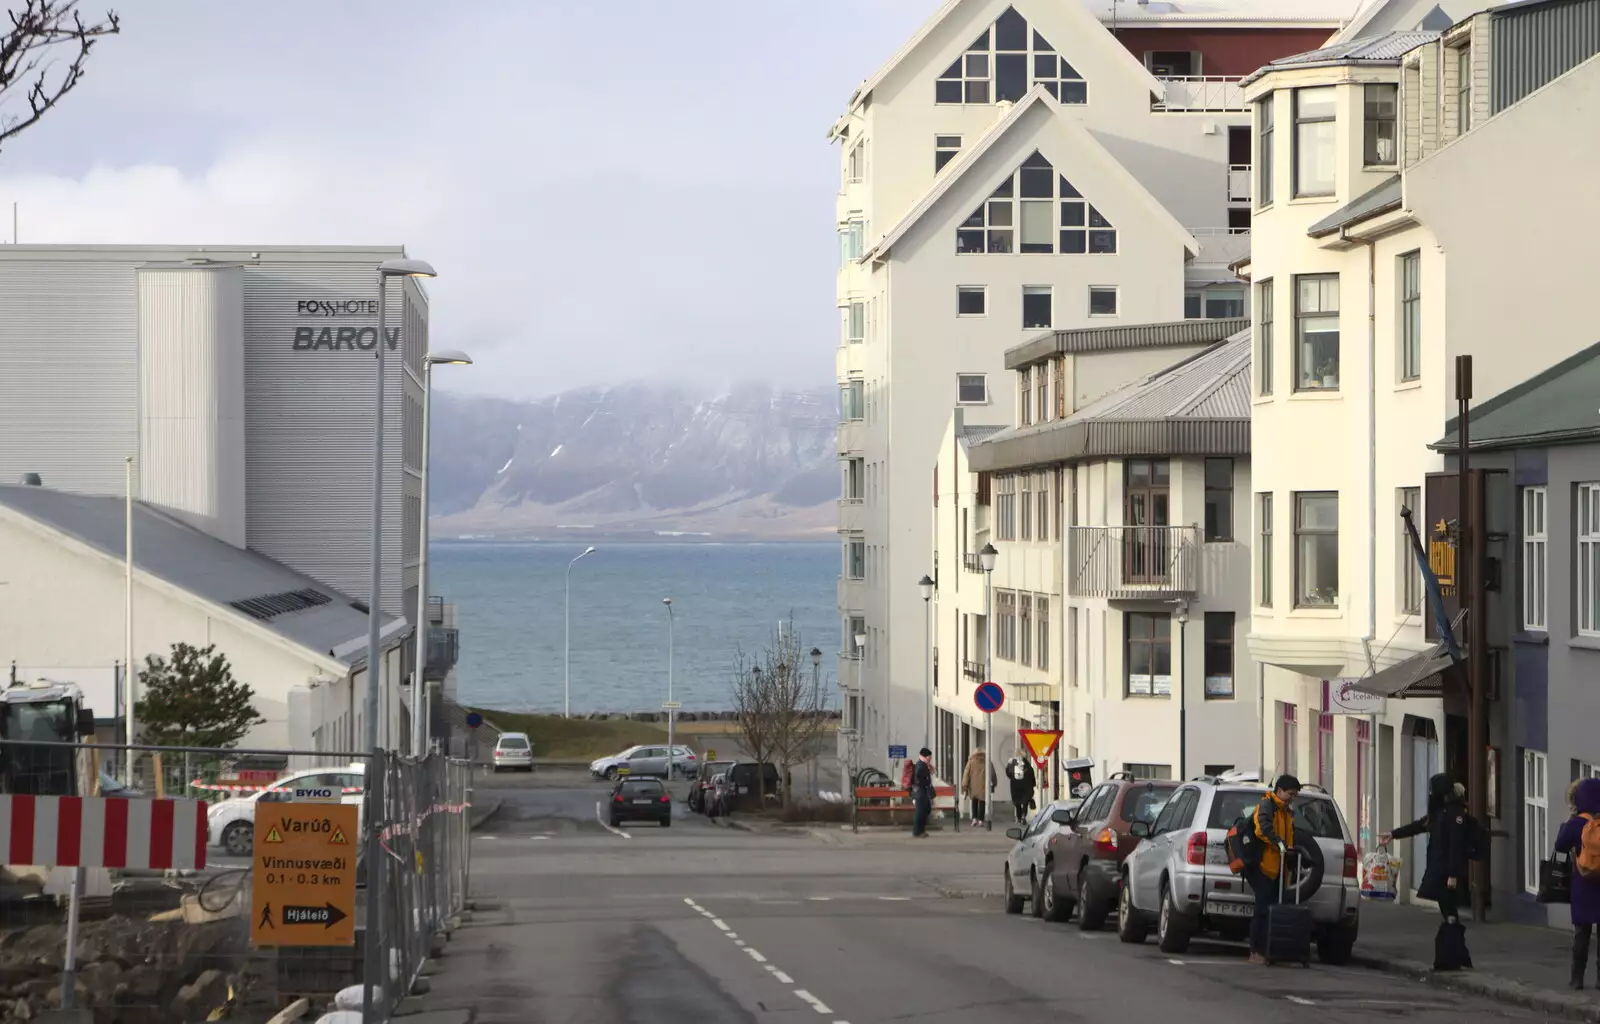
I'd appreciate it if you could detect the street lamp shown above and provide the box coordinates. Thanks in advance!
[365,257,437,756]
[564,546,597,718]
[411,348,472,758]
[663,597,676,780]
[1176,602,1190,781]
[919,574,935,755]
[854,631,867,756]
[979,543,997,830]
[810,647,822,799]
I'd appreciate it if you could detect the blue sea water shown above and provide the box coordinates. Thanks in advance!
[427,541,839,713]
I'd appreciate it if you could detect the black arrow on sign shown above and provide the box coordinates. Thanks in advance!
[281,903,349,929]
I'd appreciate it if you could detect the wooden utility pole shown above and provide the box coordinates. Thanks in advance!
[1456,355,1490,921]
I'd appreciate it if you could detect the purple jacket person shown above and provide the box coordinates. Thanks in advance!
[1555,777,1600,989]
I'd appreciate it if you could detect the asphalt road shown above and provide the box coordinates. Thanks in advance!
[423,772,1539,1023]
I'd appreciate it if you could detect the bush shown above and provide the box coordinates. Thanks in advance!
[776,799,853,824]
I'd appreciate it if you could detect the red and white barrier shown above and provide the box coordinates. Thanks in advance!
[0,795,208,870]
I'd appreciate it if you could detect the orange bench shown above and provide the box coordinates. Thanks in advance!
[852,785,958,820]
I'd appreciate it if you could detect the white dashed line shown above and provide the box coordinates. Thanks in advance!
[1167,959,1186,965]
[735,939,746,946]
[696,902,835,1017]
[794,990,833,1014]
[711,919,730,931]
[595,802,631,839]
[807,896,832,901]
[746,948,768,963]
[877,896,910,901]
[1285,996,1317,1006]
[766,966,794,984]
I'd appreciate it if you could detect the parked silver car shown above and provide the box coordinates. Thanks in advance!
[1116,779,1360,963]
[589,744,698,780]
[1001,799,1082,919]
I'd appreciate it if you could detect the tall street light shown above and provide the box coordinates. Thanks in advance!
[1176,602,1190,781]
[663,597,676,781]
[564,546,597,718]
[809,647,822,798]
[365,257,436,756]
[919,574,935,757]
[412,348,473,758]
[854,631,867,767]
[979,542,998,830]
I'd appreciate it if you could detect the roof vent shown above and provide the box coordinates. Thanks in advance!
[229,588,333,621]
[20,473,41,486]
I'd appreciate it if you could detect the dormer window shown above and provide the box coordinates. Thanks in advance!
[1363,84,1398,166]
[1456,44,1473,132]
[936,6,1086,106]
[956,151,1117,255]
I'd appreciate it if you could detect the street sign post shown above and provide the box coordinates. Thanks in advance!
[464,712,483,729]
[251,801,358,948]
[973,683,1005,827]
[662,701,682,710]
[1017,729,1062,792]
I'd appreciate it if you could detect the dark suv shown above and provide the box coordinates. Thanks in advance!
[1040,772,1179,928]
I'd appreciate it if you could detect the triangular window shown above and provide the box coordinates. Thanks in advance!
[936,6,1087,106]
[956,151,1116,255]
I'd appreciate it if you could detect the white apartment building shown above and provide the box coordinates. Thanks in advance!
[1241,0,1600,908]
[930,320,1254,795]
[833,0,1370,772]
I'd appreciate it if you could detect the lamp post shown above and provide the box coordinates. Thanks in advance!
[412,349,472,758]
[663,598,675,781]
[365,257,436,756]
[809,647,822,799]
[1176,602,1189,782]
[979,543,998,830]
[854,631,867,746]
[919,574,934,756]
[563,546,596,718]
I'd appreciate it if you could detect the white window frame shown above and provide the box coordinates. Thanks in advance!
[1522,486,1547,631]
[1400,486,1422,616]
[1088,286,1119,318]
[1022,285,1053,330]
[1399,251,1421,382]
[1577,761,1600,781]
[957,373,988,405]
[846,139,867,183]
[844,301,864,345]
[935,135,962,173]
[1523,749,1547,894]
[847,539,866,580]
[957,285,987,317]
[1580,483,1600,635]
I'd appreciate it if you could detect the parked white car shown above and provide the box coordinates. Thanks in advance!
[493,732,534,772]
[207,764,366,858]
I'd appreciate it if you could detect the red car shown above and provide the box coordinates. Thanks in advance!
[1041,772,1179,928]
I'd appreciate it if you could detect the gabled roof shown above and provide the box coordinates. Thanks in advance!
[1307,174,1404,237]
[1240,29,1439,84]
[969,329,1251,471]
[960,423,1009,448]
[0,484,404,667]
[1431,340,1600,452]
[862,85,1197,264]
[1007,315,1247,369]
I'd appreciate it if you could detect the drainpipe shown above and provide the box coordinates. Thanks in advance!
[1344,223,1380,851]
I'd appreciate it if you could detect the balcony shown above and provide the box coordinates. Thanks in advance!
[1066,525,1200,599]
[836,496,864,534]
[1152,76,1246,113]
[423,626,459,682]
[962,660,986,683]
[1188,227,1251,269]
[1228,164,1251,204]
[838,652,864,690]
[837,419,865,456]
[963,552,986,574]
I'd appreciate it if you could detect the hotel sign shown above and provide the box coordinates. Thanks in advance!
[291,297,398,351]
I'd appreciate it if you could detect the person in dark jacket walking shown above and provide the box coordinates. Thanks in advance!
[1006,754,1036,823]
[1381,773,1477,970]
[1555,776,1600,988]
[910,749,936,838]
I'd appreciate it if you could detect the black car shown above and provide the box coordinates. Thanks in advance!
[608,776,673,827]
[715,762,786,815]
[688,760,736,813]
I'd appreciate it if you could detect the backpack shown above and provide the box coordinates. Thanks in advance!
[1578,813,1600,881]
[1224,808,1265,875]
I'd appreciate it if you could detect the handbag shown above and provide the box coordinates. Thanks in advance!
[1537,850,1573,905]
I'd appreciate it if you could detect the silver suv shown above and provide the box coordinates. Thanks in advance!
[1116,778,1360,963]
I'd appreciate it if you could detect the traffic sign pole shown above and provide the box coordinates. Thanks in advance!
[973,682,1006,832]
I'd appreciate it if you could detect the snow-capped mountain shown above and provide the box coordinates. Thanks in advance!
[427,382,838,539]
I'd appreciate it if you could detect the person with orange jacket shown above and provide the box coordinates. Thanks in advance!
[1245,774,1301,965]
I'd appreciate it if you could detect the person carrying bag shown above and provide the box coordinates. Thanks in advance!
[1380,773,1484,972]
[1555,777,1600,989]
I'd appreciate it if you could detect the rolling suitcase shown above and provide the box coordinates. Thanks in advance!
[1265,842,1312,966]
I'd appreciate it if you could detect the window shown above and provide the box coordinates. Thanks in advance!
[1037,472,1050,538]
[1020,368,1033,427]
[1294,492,1339,607]
[1125,612,1172,696]
[1294,274,1340,391]
[1258,97,1274,206]
[1355,719,1371,844]
[937,9,1087,105]
[1292,86,1336,197]
[996,474,1016,540]
[1123,764,1173,782]
[1364,84,1398,165]
[1020,594,1033,667]
[1146,50,1199,76]
[1579,483,1600,635]
[957,151,1115,255]
[845,301,864,344]
[1524,749,1547,894]
[1227,207,1251,233]
[1204,612,1235,698]
[840,217,865,262]
[996,591,1017,661]
[1205,458,1233,542]
[1020,473,1033,539]
[1400,486,1422,615]
[1576,761,1600,781]
[1054,466,1065,540]
[1023,286,1053,329]
[1037,368,1050,423]
[1205,287,1245,319]
[1258,279,1274,396]
[957,285,986,316]
[1279,702,1299,775]
[935,134,962,173]
[1522,486,1547,631]
[1258,492,1273,607]
[846,139,867,182]
[847,539,865,580]
[1456,46,1472,133]
[843,458,863,501]
[839,380,864,421]
[1037,596,1050,672]
[1184,291,1202,319]
[1088,286,1118,317]
[957,373,988,404]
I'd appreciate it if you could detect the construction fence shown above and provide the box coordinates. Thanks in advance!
[0,739,472,1023]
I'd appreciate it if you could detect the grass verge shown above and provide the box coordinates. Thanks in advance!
[468,709,667,760]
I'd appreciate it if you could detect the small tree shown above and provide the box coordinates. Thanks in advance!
[731,618,830,808]
[0,2,121,154]
[135,642,264,750]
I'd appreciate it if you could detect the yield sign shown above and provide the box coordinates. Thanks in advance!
[1018,729,1063,765]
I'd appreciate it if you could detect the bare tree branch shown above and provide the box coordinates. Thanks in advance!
[0,1,120,151]
[730,616,832,809]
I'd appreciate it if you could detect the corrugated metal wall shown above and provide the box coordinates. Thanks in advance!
[1491,0,1600,114]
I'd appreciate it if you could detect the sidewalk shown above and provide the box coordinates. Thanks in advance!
[1355,899,1600,1022]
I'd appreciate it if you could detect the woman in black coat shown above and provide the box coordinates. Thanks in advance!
[1380,773,1476,970]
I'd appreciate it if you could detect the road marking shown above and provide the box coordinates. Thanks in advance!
[735,939,746,946]
[746,948,768,963]
[877,896,910,901]
[807,896,832,901]
[595,802,631,839]
[794,990,833,1014]
[711,919,730,931]
[1077,932,1103,940]
[1284,996,1316,1006]
[766,966,794,984]
[1167,959,1186,965]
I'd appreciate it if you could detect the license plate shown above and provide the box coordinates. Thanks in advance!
[634,799,654,804]
[1206,901,1253,917]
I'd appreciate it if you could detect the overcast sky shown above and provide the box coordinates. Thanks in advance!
[0,1,931,399]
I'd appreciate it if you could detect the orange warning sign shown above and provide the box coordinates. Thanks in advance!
[1018,729,1063,764]
[250,802,358,948]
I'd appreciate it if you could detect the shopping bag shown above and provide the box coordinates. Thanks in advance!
[1360,848,1399,901]
[1537,850,1572,905]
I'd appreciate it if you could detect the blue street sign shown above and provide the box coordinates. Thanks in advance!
[465,712,484,729]
[974,682,1005,714]
[888,745,907,760]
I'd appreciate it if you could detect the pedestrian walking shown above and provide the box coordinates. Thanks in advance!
[1380,773,1482,971]
[960,750,995,828]
[1244,774,1300,965]
[1555,776,1600,989]
[1006,753,1036,824]
[911,748,935,838]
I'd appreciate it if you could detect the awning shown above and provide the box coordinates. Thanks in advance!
[1348,649,1458,698]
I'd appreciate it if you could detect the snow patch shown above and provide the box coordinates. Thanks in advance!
[549,444,564,458]
[496,456,515,474]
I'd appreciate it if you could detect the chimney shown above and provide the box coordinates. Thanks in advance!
[19,473,41,486]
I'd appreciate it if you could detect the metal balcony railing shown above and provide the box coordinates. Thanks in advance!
[1228,164,1251,203]
[1152,76,1247,112]
[963,552,985,573]
[424,626,459,681]
[427,595,445,623]
[962,660,986,682]
[1066,525,1200,598]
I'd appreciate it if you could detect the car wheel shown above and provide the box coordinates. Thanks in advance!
[603,767,618,781]
[1041,866,1070,923]
[1003,869,1026,915]
[1316,919,1358,965]
[1030,870,1046,919]
[222,821,253,858]
[1077,869,1109,931]
[1156,881,1193,954]
[1117,877,1148,944]
[661,817,672,828]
